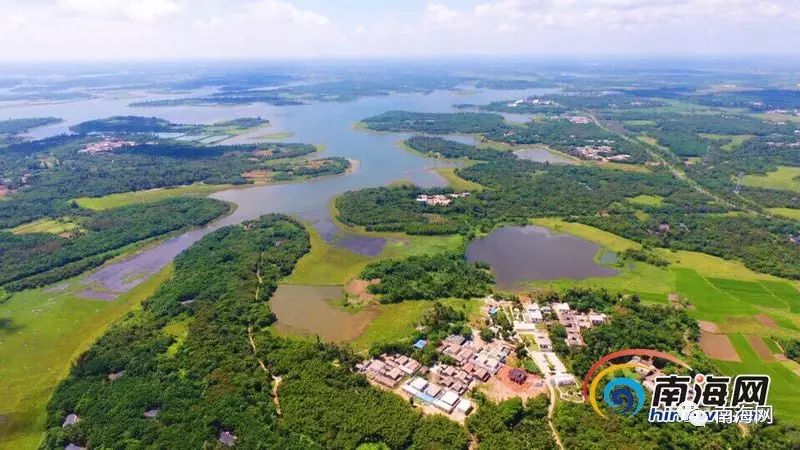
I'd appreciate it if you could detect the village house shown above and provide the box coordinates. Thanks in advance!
[80,138,136,155]
[532,330,553,351]
[553,373,577,387]
[567,116,592,124]
[62,413,79,428]
[571,145,631,162]
[416,192,470,206]
[401,377,474,415]
[521,302,544,323]
[218,431,237,447]
[630,356,664,393]
[508,368,528,385]
[357,353,422,388]
[565,331,585,347]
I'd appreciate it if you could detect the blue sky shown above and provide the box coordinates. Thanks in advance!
[1,0,799,60]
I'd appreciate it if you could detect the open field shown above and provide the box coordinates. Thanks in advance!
[284,217,463,286]
[0,265,174,450]
[350,298,479,353]
[699,332,740,361]
[256,131,294,140]
[283,226,372,285]
[627,194,664,206]
[74,183,236,210]
[758,112,800,124]
[741,166,800,193]
[528,218,800,336]
[598,162,651,173]
[9,217,82,235]
[768,207,800,221]
[432,167,485,191]
[714,333,800,425]
[698,133,753,151]
[530,218,641,253]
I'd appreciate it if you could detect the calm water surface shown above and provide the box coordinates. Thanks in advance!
[515,146,575,164]
[2,87,555,299]
[270,285,379,342]
[466,225,618,290]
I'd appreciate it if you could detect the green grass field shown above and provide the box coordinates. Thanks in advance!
[768,207,800,221]
[74,183,236,210]
[627,194,664,206]
[698,133,753,152]
[528,219,800,333]
[9,217,83,235]
[741,166,800,193]
[432,167,485,191]
[283,218,463,286]
[350,298,479,353]
[714,333,800,425]
[0,265,174,450]
[675,269,757,320]
[707,278,788,310]
[255,131,294,140]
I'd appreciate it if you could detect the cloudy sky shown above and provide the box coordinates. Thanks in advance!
[1,0,799,60]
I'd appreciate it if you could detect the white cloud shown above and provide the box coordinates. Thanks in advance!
[56,0,181,23]
[123,0,181,23]
[0,0,798,60]
[242,0,330,27]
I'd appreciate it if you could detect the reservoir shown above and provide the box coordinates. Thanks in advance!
[465,225,618,290]
[2,85,558,313]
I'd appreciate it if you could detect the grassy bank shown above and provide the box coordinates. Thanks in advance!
[74,183,237,210]
[0,265,174,449]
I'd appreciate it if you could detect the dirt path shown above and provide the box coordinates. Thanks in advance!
[246,249,282,416]
[546,381,565,450]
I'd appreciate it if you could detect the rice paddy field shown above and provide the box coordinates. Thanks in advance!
[714,333,800,425]
[527,218,800,424]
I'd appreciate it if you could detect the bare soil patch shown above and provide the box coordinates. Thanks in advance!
[700,331,741,362]
[754,314,779,329]
[242,170,273,181]
[698,320,720,333]
[745,335,776,362]
[345,279,379,303]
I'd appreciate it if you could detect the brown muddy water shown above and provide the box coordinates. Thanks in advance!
[270,284,379,342]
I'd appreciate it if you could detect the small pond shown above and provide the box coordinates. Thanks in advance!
[466,225,618,290]
[515,147,574,164]
[270,284,378,342]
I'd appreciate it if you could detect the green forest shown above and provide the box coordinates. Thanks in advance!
[0,197,229,291]
[337,157,800,279]
[360,253,494,303]
[42,215,472,450]
[0,132,345,228]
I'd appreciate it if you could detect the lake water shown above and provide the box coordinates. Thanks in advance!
[270,284,379,342]
[466,225,618,290]
[515,146,575,164]
[2,86,556,301]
